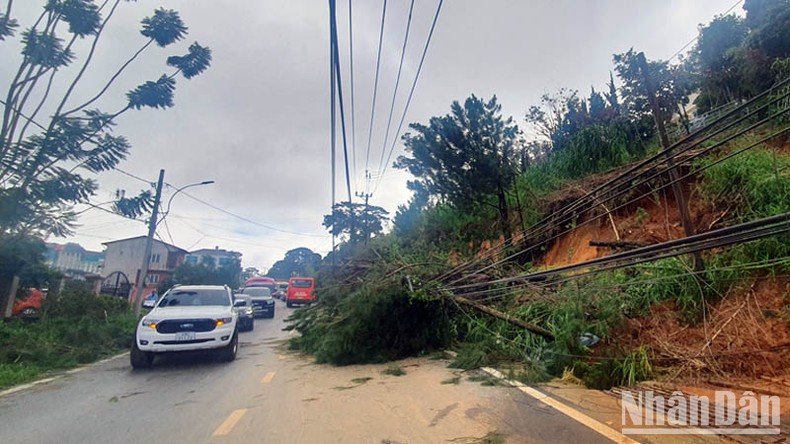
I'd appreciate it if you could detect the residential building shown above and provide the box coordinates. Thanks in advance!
[100,236,187,299]
[184,247,242,268]
[46,242,105,277]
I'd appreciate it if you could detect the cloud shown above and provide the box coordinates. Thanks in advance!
[2,0,734,270]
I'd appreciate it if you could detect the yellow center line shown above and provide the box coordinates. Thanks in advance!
[212,409,248,437]
[261,371,276,384]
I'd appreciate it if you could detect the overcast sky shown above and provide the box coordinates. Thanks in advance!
[1,0,740,271]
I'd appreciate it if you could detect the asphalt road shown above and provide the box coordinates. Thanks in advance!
[0,300,621,444]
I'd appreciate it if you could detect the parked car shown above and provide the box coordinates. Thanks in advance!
[131,284,239,369]
[274,281,289,300]
[244,277,276,294]
[233,294,254,332]
[286,277,315,307]
[240,287,275,318]
[142,291,158,309]
[12,288,45,318]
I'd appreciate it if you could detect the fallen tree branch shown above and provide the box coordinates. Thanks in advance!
[453,295,555,340]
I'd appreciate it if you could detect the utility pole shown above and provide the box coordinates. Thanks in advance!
[637,52,703,271]
[133,169,164,318]
[356,190,372,244]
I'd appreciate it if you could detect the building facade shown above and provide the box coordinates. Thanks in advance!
[100,236,187,299]
[46,242,104,277]
[184,247,242,268]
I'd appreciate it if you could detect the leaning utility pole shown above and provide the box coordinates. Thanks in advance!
[133,169,165,318]
[637,52,704,271]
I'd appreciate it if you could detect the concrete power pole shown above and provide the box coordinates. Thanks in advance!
[637,52,703,271]
[356,191,372,244]
[133,169,165,318]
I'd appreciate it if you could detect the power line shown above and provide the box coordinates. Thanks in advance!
[115,167,154,186]
[377,0,416,182]
[364,0,388,181]
[436,79,790,285]
[175,187,328,238]
[374,0,444,195]
[347,0,358,190]
[666,0,744,62]
[329,0,353,202]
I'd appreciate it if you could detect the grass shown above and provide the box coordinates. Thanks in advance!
[382,364,406,377]
[449,431,507,444]
[0,363,41,389]
[467,374,500,386]
[351,377,373,384]
[0,284,136,390]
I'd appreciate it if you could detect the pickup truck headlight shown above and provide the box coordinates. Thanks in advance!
[245,307,254,315]
[141,319,158,328]
[215,317,233,326]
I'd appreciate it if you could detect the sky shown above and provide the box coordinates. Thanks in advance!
[0,0,742,271]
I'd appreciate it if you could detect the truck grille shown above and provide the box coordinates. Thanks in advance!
[156,318,216,333]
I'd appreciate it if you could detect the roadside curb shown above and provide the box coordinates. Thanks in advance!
[480,367,640,444]
[0,351,129,398]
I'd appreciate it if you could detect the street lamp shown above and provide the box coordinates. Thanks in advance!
[132,170,214,317]
[159,180,215,224]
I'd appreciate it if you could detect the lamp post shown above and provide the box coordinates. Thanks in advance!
[132,170,213,317]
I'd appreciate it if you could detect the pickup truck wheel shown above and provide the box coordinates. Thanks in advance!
[286,301,293,308]
[217,331,238,362]
[130,339,153,369]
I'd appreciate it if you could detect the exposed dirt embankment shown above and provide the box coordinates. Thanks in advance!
[620,277,790,379]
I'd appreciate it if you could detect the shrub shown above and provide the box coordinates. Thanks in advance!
[0,284,135,389]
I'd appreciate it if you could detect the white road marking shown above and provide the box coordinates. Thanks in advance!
[0,352,130,398]
[481,368,640,444]
[212,409,248,436]
[261,371,276,384]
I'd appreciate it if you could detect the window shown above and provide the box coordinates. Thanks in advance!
[185,256,197,264]
[149,253,161,264]
[147,274,159,284]
[159,289,231,307]
[291,279,313,288]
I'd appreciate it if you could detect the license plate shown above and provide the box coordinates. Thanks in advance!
[175,332,196,341]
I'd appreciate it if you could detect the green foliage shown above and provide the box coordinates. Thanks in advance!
[382,364,406,376]
[698,148,790,222]
[323,201,389,244]
[268,247,322,281]
[579,348,653,389]
[0,2,211,237]
[171,257,241,288]
[692,2,790,112]
[0,363,40,389]
[0,283,136,389]
[287,244,455,365]
[395,95,519,241]
[552,124,632,178]
[0,234,59,289]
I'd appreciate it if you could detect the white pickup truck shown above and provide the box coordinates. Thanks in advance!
[131,284,239,368]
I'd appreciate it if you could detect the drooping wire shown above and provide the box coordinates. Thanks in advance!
[376,0,415,180]
[374,0,444,195]
[364,0,388,183]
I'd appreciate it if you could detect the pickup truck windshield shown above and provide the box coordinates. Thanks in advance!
[159,289,230,307]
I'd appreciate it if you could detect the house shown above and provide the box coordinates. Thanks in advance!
[100,236,188,299]
[184,247,242,268]
[46,242,105,277]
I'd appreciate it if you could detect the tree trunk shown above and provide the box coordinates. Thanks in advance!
[497,186,511,246]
